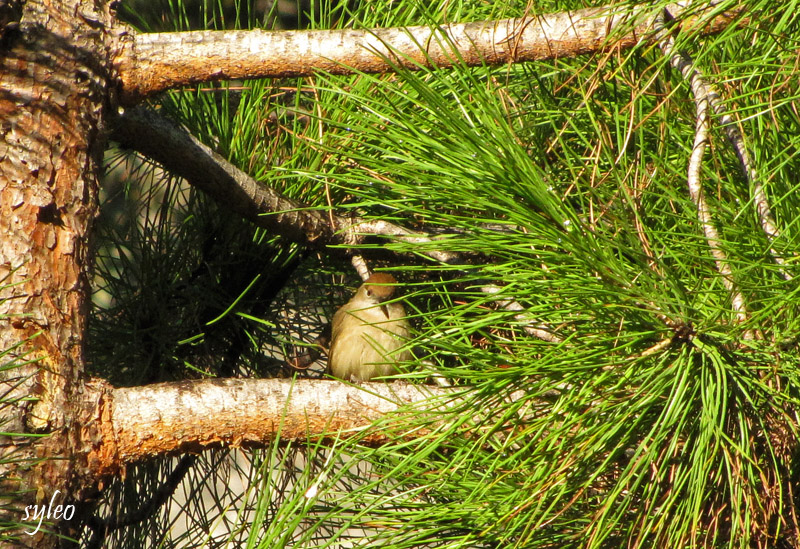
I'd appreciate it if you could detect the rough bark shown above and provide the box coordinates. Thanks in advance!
[0,0,117,545]
[96,378,453,475]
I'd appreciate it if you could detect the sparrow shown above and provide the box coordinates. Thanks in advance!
[328,273,411,382]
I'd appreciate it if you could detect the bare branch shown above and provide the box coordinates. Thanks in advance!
[656,10,748,324]
[110,107,461,264]
[706,90,791,279]
[115,2,746,104]
[94,378,457,474]
[351,255,371,280]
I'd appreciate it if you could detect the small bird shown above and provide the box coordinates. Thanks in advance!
[328,273,411,382]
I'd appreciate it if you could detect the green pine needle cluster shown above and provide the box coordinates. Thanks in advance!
[92,0,800,547]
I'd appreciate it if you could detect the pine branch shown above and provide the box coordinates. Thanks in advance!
[115,1,746,104]
[93,378,460,473]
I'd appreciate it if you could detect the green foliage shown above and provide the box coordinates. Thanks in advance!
[92,0,800,547]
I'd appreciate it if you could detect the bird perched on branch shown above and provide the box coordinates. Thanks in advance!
[328,273,411,382]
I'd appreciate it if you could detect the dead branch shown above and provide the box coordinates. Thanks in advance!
[706,91,791,279]
[655,10,748,324]
[481,285,562,343]
[110,106,461,264]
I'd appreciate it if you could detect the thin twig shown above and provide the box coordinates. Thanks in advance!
[351,255,371,280]
[655,10,748,325]
[705,89,791,279]
[481,285,562,343]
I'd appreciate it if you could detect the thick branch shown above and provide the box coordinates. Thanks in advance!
[93,378,453,476]
[115,2,746,104]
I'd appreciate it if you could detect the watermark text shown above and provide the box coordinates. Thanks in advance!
[23,490,75,536]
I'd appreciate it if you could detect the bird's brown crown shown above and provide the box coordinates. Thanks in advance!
[363,273,398,301]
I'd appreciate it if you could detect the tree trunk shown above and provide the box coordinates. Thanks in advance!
[0,0,116,545]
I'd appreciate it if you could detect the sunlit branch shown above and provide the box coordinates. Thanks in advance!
[655,9,748,325]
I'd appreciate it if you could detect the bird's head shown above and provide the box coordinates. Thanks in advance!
[361,273,398,304]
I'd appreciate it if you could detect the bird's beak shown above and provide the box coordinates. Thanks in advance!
[380,304,389,318]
